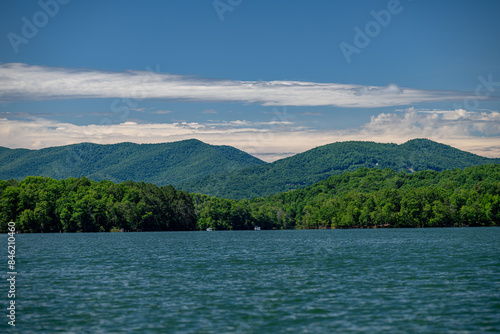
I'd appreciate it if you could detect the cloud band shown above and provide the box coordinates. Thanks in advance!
[0,63,485,108]
[1,108,499,161]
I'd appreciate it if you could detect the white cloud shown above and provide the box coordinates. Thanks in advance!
[1,109,499,162]
[0,63,486,108]
[153,110,174,114]
[300,112,324,116]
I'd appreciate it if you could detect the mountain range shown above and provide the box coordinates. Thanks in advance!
[1,138,499,199]
[179,139,500,199]
[0,139,265,186]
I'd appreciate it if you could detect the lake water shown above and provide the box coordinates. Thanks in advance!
[2,228,500,333]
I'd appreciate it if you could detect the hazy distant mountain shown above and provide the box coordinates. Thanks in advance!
[0,139,266,186]
[179,139,500,199]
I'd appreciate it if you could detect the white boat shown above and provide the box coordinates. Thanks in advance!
[254,226,261,231]
[206,227,213,231]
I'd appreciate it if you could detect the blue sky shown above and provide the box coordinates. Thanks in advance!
[1,0,499,161]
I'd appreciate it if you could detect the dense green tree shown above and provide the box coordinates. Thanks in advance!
[1,164,499,233]
[0,140,265,187]
[181,139,500,199]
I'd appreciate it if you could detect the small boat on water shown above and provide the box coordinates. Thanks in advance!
[206,227,213,231]
[254,226,261,231]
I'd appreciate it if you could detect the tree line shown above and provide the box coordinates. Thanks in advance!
[1,164,499,233]
[179,139,500,199]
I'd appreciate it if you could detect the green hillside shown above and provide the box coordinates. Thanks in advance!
[0,139,265,186]
[244,163,500,229]
[2,138,499,199]
[180,139,500,199]
[1,164,499,233]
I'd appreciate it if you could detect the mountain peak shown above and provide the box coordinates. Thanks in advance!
[2,138,499,200]
[0,139,265,186]
[180,139,500,199]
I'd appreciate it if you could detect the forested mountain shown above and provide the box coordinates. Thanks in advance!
[0,177,197,233]
[2,138,499,200]
[180,139,500,199]
[248,164,500,229]
[1,164,499,233]
[0,139,265,186]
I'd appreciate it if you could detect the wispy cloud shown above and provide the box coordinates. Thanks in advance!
[153,110,174,114]
[0,63,487,108]
[300,112,324,116]
[202,109,218,114]
[0,111,113,118]
[1,109,499,161]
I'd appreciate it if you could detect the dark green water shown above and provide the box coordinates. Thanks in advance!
[2,228,500,333]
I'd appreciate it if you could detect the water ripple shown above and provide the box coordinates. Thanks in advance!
[2,228,499,333]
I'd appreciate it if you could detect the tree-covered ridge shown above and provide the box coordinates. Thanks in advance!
[0,139,265,186]
[1,164,499,233]
[180,139,500,199]
[257,164,500,229]
[2,138,499,201]
[0,177,197,233]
